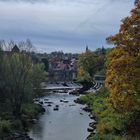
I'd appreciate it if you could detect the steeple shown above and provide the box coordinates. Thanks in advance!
[86,45,88,52]
[101,45,105,55]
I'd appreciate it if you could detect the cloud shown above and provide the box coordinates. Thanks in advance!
[0,0,48,3]
[0,0,99,4]
[0,0,135,53]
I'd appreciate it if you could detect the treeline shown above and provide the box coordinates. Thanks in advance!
[0,40,47,139]
[78,2,140,140]
[77,47,107,81]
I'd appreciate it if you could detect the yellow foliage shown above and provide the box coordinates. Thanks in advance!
[78,49,97,80]
[105,3,140,113]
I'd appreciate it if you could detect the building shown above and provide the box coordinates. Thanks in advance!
[12,45,20,53]
[48,55,78,82]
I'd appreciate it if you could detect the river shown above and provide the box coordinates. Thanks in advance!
[29,93,92,140]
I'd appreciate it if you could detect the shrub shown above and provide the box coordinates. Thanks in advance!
[22,103,43,119]
[0,120,12,138]
[89,133,125,140]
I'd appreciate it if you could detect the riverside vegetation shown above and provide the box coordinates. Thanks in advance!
[0,2,140,140]
[79,88,140,140]
[0,41,47,140]
[78,3,140,140]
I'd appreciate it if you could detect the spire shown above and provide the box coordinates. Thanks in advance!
[86,45,88,52]
[101,45,105,55]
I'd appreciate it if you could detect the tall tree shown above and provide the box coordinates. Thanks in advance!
[106,3,140,113]
[41,58,49,72]
[1,53,47,119]
[0,40,46,119]
[3,53,33,118]
[78,49,97,80]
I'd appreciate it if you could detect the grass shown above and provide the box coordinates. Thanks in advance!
[79,87,140,140]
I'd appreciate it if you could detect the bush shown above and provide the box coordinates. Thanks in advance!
[0,120,12,138]
[78,88,137,139]
[79,94,95,104]
[89,133,125,140]
[11,119,23,131]
[0,112,13,120]
[22,103,43,119]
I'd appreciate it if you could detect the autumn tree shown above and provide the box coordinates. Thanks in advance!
[105,3,140,113]
[94,47,107,76]
[78,49,97,80]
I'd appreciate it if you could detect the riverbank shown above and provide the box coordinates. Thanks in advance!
[0,103,45,140]
[76,88,140,140]
[29,93,92,140]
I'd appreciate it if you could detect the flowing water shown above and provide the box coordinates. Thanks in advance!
[29,93,92,140]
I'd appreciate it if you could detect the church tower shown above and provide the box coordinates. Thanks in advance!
[86,45,89,52]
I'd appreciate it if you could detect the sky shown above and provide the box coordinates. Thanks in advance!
[0,0,135,53]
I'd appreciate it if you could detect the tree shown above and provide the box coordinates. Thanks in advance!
[31,63,47,97]
[78,49,97,80]
[0,39,34,52]
[0,40,47,119]
[0,53,47,119]
[18,39,35,52]
[2,53,33,118]
[0,49,5,113]
[41,58,49,72]
[0,40,15,51]
[106,3,140,113]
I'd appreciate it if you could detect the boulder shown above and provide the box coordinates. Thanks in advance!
[82,106,92,112]
[87,127,94,132]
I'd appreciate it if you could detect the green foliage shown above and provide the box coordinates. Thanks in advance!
[41,58,49,72]
[31,63,47,97]
[1,53,34,118]
[106,2,140,113]
[79,95,90,104]
[0,120,12,138]
[22,103,43,119]
[0,53,47,119]
[11,119,23,131]
[77,48,107,81]
[0,41,47,138]
[78,50,97,80]
[0,112,13,121]
[32,63,47,89]
[79,88,140,139]
[89,133,125,140]
[104,3,140,137]
[89,134,140,140]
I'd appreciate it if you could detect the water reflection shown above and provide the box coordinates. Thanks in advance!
[29,94,92,140]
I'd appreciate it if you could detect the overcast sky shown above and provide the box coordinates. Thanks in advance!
[0,0,135,53]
